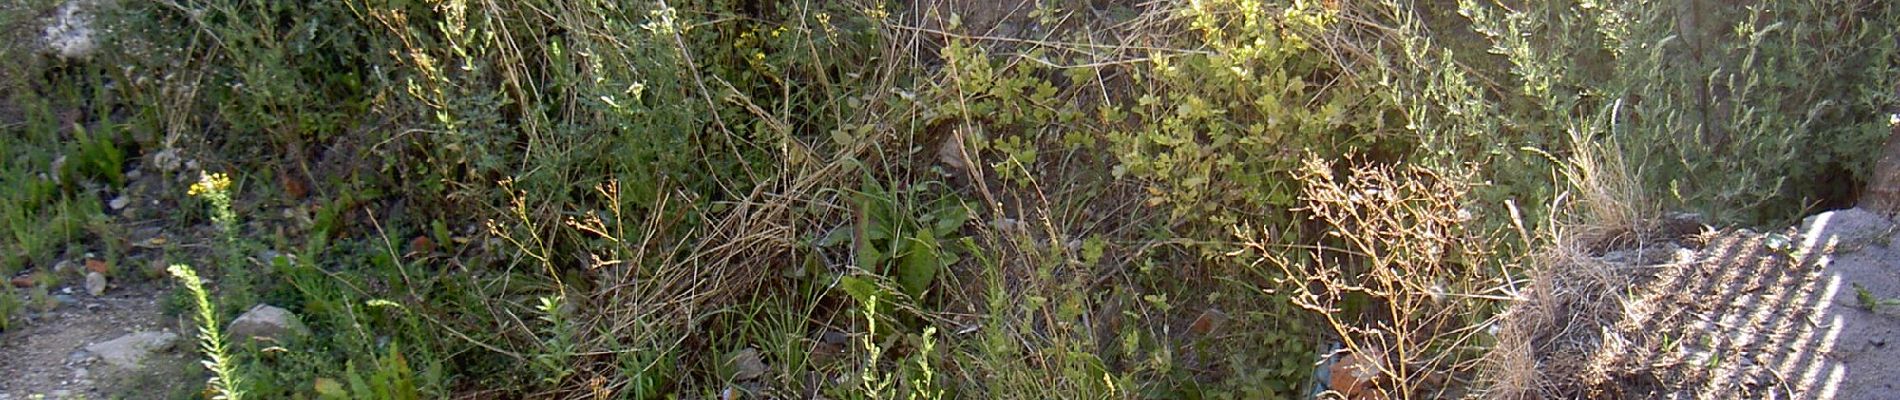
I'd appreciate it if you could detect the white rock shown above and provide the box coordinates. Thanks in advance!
[108,196,128,210]
[84,331,178,369]
[1800,208,1896,250]
[84,271,106,296]
[41,1,97,60]
[151,148,182,172]
[228,304,309,341]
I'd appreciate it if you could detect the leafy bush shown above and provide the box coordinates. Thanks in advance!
[2,0,1893,398]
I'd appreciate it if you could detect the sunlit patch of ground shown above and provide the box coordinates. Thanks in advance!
[1507,208,1900,399]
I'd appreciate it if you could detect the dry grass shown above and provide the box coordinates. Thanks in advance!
[1475,132,1699,399]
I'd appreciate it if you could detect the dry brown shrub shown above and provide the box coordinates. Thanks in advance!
[1239,155,1511,399]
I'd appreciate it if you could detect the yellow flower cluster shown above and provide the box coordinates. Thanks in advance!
[188,172,232,197]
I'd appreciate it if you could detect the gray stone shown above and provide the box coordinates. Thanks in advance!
[227,304,309,341]
[819,330,849,346]
[151,148,181,172]
[1799,208,1896,250]
[83,271,105,296]
[52,259,79,275]
[84,331,177,369]
[727,348,766,381]
[67,349,94,364]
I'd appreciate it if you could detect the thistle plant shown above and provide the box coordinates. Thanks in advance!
[169,263,244,400]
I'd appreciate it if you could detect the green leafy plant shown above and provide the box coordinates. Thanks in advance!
[169,263,245,400]
[842,178,969,303]
[0,285,19,332]
[66,123,124,188]
[530,294,576,386]
[1854,283,1900,313]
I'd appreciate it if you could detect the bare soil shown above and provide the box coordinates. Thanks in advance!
[0,282,195,400]
[1517,208,1900,399]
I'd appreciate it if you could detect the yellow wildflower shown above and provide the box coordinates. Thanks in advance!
[188,172,231,197]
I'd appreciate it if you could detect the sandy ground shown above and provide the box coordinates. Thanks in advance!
[1791,209,1900,398]
[0,283,195,399]
[1523,207,1900,399]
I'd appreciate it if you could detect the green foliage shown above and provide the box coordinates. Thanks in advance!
[0,285,18,332]
[530,295,576,386]
[1106,0,1401,226]
[844,296,946,400]
[846,178,969,302]
[1854,283,1900,312]
[169,263,246,400]
[1434,0,1900,225]
[344,343,423,400]
[3,0,1893,397]
[65,122,125,189]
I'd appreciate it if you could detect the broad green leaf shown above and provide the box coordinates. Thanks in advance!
[898,229,942,299]
[839,275,881,308]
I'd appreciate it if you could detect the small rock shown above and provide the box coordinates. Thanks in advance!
[279,172,309,200]
[151,148,181,172]
[727,347,767,381]
[53,259,80,275]
[85,331,179,369]
[84,271,106,296]
[67,349,95,364]
[1328,351,1381,399]
[810,331,848,365]
[819,330,849,346]
[145,259,170,277]
[409,235,435,255]
[84,258,108,274]
[9,274,35,288]
[937,134,970,172]
[1188,308,1229,337]
[228,304,309,341]
[108,196,128,210]
[54,294,78,306]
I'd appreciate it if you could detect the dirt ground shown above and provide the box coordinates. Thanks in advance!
[0,282,195,399]
[1516,208,1900,399]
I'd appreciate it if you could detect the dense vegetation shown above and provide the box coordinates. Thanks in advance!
[1,0,1893,398]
